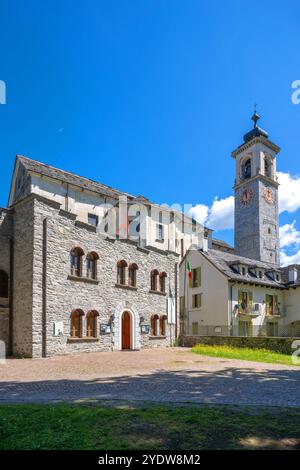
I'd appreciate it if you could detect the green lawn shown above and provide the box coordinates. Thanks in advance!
[192,344,299,366]
[0,403,300,450]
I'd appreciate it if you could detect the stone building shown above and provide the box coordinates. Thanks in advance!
[180,113,300,338]
[0,155,208,357]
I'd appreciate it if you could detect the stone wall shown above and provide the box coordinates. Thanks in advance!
[12,198,35,357]
[181,335,298,355]
[30,196,179,357]
[0,209,12,354]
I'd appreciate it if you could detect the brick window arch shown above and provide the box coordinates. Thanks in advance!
[150,314,159,336]
[86,310,99,337]
[128,263,138,287]
[70,247,84,277]
[150,269,159,291]
[0,270,8,298]
[86,252,99,280]
[117,260,128,285]
[70,309,84,338]
[159,272,167,293]
[160,315,167,336]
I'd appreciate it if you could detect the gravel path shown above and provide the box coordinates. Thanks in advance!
[0,348,299,407]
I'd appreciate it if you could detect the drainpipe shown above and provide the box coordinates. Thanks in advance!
[8,237,14,356]
[42,218,47,357]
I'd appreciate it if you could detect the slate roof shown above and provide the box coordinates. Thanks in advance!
[200,249,285,288]
[18,155,136,200]
[16,155,207,230]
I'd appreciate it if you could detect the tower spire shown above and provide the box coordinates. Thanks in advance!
[251,105,260,128]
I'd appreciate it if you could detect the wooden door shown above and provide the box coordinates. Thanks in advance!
[122,311,131,350]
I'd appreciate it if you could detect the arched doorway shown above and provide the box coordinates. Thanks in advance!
[121,311,132,350]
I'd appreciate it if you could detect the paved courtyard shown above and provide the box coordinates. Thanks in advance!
[0,348,300,407]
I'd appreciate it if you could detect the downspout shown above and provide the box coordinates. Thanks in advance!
[8,237,14,356]
[42,218,47,357]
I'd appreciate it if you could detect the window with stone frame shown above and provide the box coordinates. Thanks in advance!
[86,252,99,280]
[70,247,84,277]
[150,269,159,291]
[159,272,167,293]
[128,263,138,287]
[88,213,99,227]
[150,314,159,336]
[117,260,128,285]
[159,315,167,336]
[189,267,201,288]
[0,270,8,298]
[70,309,84,338]
[86,310,99,337]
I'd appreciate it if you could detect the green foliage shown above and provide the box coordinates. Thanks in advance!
[192,344,299,366]
[0,403,300,450]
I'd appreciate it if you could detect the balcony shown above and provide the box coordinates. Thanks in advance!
[266,309,282,318]
[237,306,261,318]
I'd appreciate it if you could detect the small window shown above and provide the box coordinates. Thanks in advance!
[243,159,251,179]
[70,309,84,338]
[0,270,8,298]
[86,252,99,280]
[160,315,167,336]
[151,314,159,336]
[128,263,138,287]
[190,268,201,288]
[156,223,164,241]
[258,271,263,279]
[192,294,202,309]
[117,260,127,285]
[88,214,98,227]
[86,310,99,337]
[70,247,84,277]
[159,272,167,293]
[268,227,271,234]
[241,267,247,276]
[150,269,159,291]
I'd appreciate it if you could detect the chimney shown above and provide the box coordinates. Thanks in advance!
[202,238,208,253]
[289,267,298,283]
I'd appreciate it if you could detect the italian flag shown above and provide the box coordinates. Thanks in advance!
[186,261,192,279]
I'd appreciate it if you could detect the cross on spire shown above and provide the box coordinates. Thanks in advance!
[251,104,260,128]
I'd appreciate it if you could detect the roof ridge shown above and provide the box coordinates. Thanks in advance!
[17,155,135,198]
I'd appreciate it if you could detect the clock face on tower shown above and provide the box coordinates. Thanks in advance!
[263,187,274,205]
[240,188,253,205]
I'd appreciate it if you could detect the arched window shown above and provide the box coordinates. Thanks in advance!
[151,314,159,336]
[160,315,167,336]
[150,269,159,291]
[0,270,8,298]
[243,159,251,179]
[264,157,271,177]
[86,310,99,337]
[70,247,84,277]
[70,309,84,338]
[159,272,167,293]
[128,263,138,287]
[86,252,99,280]
[117,260,128,285]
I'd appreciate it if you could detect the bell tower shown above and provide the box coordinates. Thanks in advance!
[232,112,280,266]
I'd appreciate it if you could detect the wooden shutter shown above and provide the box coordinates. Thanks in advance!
[265,295,270,315]
[197,267,201,287]
[238,290,243,306]
[248,292,253,309]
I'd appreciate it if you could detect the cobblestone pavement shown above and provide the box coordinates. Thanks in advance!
[0,348,300,407]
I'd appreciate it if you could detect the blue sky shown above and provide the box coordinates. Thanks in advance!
[1,0,300,263]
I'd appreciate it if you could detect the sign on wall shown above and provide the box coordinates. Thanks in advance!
[53,321,64,337]
[100,323,111,335]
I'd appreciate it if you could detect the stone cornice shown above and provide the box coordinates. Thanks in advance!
[231,136,280,158]
[234,173,280,191]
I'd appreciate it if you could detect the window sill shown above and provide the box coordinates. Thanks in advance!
[149,290,167,296]
[67,337,99,343]
[68,275,99,284]
[115,283,138,291]
[149,335,167,340]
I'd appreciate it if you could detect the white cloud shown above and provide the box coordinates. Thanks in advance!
[278,171,300,214]
[280,250,300,267]
[189,196,234,231]
[279,221,300,249]
[189,204,208,226]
